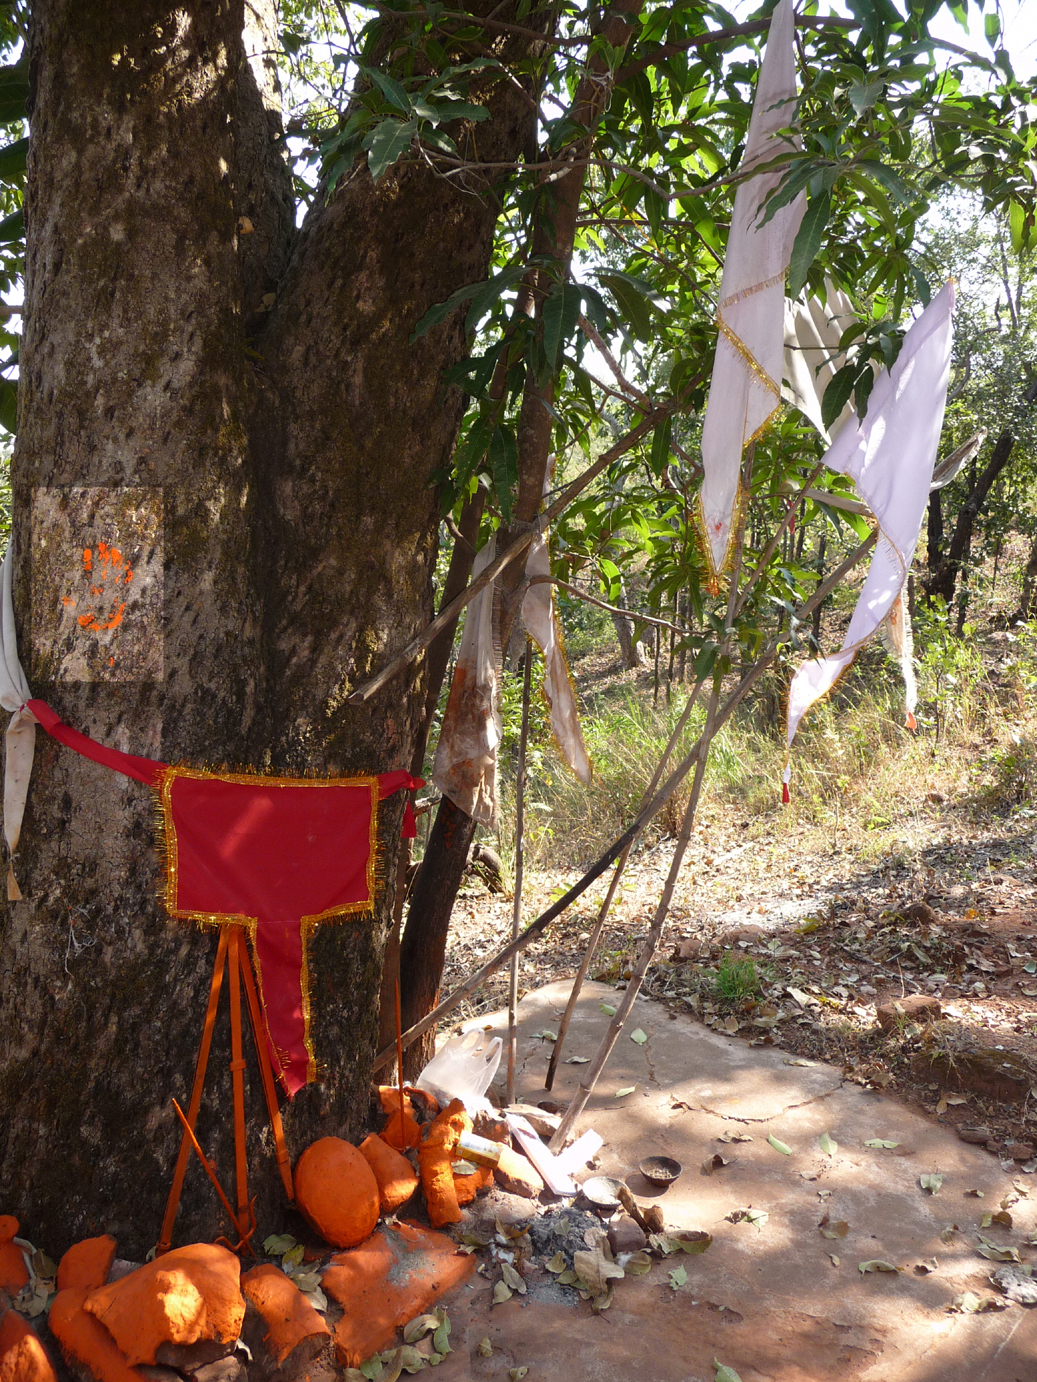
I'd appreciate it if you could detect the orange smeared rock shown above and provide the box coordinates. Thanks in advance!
[0,1307,58,1382]
[379,1088,422,1152]
[57,1235,117,1291]
[322,1222,475,1368]
[295,1137,380,1249]
[418,1098,470,1228]
[359,1133,419,1214]
[81,1243,244,1367]
[453,1161,494,1206]
[241,1263,329,1367]
[0,1219,27,1295]
[49,1287,140,1382]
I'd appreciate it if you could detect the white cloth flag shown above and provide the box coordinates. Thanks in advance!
[698,0,804,581]
[785,282,955,769]
[782,285,859,444]
[432,538,502,828]
[522,529,592,786]
[0,546,35,900]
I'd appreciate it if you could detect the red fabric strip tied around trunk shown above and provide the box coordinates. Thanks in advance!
[28,700,422,1094]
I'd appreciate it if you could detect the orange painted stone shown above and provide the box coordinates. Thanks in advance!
[81,1243,244,1367]
[294,1137,380,1249]
[0,1218,27,1296]
[418,1098,471,1228]
[0,1306,58,1382]
[358,1134,420,1214]
[240,1263,329,1365]
[57,1235,117,1292]
[49,1287,140,1382]
[322,1221,475,1368]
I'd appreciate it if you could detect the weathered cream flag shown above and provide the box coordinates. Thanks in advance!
[698,0,804,583]
[784,282,955,786]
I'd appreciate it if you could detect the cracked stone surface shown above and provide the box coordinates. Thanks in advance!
[414,980,1037,1381]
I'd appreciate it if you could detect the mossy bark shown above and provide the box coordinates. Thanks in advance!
[0,0,542,1257]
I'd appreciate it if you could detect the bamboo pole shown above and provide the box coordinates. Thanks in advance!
[507,646,532,1104]
[548,447,753,1152]
[544,679,704,1089]
[371,528,876,1072]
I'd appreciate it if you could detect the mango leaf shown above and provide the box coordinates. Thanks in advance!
[364,118,417,182]
[768,1134,793,1156]
[714,1362,742,1382]
[0,136,27,181]
[489,423,518,523]
[788,190,830,300]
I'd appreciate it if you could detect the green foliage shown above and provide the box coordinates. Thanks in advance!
[714,953,761,1004]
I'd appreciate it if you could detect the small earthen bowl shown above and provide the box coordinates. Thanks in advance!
[638,1156,683,1190]
[580,1175,624,1211]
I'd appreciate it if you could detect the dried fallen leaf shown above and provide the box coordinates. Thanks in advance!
[510,1369,529,1381]
[783,1057,815,1067]
[500,1263,526,1295]
[403,1315,439,1344]
[940,1224,960,1243]
[492,1281,513,1304]
[714,1361,742,1382]
[718,1131,753,1143]
[768,1134,793,1156]
[727,1208,768,1230]
[819,1132,838,1156]
[920,1174,944,1195]
[600,1002,617,1016]
[623,1250,653,1276]
[669,1231,713,1254]
[615,1085,636,1098]
[977,1235,1021,1263]
[630,1028,648,1045]
[573,1241,625,1296]
[914,1259,939,1274]
[668,1264,688,1291]
[398,1345,427,1374]
[477,1338,493,1358]
[864,1139,900,1149]
[545,1251,566,1273]
[702,1153,730,1175]
[264,1233,296,1255]
[565,1055,590,1064]
[819,1216,849,1239]
[858,1260,899,1274]
[829,1253,840,1266]
[966,1188,985,1198]
[981,1210,1013,1230]
[949,1291,1008,1314]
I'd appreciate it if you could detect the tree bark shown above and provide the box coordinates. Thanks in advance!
[0,0,544,1257]
[922,430,1014,608]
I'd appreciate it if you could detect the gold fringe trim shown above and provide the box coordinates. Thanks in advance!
[718,270,786,313]
[715,316,781,399]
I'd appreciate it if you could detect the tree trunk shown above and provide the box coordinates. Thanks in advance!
[922,430,1014,608]
[0,0,542,1258]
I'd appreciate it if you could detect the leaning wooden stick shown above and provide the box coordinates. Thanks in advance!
[507,647,532,1104]
[371,529,876,1071]
[545,679,704,1089]
[549,444,753,1151]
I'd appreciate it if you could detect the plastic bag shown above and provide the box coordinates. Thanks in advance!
[416,1029,502,1114]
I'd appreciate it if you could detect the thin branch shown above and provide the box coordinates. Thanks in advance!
[530,575,691,635]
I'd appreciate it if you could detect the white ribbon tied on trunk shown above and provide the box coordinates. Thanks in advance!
[0,545,35,900]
